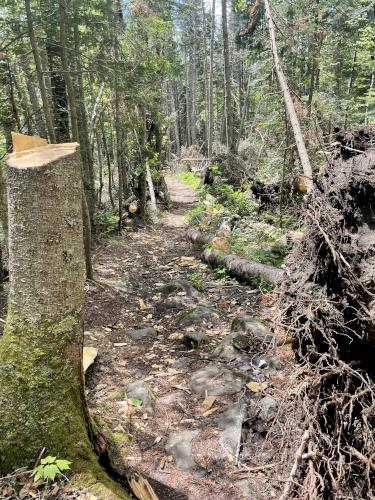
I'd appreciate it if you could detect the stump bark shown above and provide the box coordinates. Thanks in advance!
[0,141,127,498]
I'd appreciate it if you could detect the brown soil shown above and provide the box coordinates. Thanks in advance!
[83,176,294,499]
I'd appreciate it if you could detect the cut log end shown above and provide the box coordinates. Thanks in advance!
[8,132,79,169]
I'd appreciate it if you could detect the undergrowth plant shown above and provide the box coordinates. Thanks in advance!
[178,171,202,190]
[95,211,120,234]
[32,456,71,483]
[188,271,205,291]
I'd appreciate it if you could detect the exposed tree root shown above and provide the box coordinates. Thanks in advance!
[277,128,375,499]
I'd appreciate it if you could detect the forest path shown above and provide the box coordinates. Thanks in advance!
[84,175,285,499]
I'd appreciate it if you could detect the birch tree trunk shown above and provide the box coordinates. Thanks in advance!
[264,0,313,193]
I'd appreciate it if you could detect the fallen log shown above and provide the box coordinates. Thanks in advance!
[187,228,284,286]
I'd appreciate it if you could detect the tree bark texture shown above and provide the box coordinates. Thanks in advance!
[208,0,216,158]
[0,144,95,473]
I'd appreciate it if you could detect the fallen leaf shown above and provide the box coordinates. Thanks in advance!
[1,486,13,497]
[139,299,146,310]
[50,484,60,496]
[19,485,34,500]
[246,381,268,393]
[212,237,230,251]
[130,399,143,408]
[202,395,216,412]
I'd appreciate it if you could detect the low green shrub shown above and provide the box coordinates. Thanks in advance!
[188,271,205,291]
[179,171,202,190]
[96,211,120,234]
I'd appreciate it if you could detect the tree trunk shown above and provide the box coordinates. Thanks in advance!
[146,162,157,214]
[101,123,115,209]
[185,48,192,147]
[59,0,79,142]
[60,0,93,279]
[168,80,181,156]
[187,228,283,285]
[208,0,216,158]
[73,24,96,225]
[0,57,18,150]
[221,0,235,152]
[24,0,56,143]
[0,141,125,498]
[46,38,70,142]
[201,0,209,152]
[343,48,357,129]
[0,144,80,463]
[264,0,313,193]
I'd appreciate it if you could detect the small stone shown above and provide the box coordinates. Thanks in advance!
[235,479,263,500]
[214,343,238,361]
[166,297,186,309]
[250,396,279,434]
[126,327,156,340]
[165,430,199,470]
[213,332,247,360]
[127,380,155,416]
[178,305,218,327]
[239,363,252,372]
[161,280,197,298]
[218,403,246,460]
[172,357,191,369]
[232,334,251,351]
[264,355,284,371]
[190,365,245,396]
[182,332,209,349]
[231,315,273,344]
[259,395,278,418]
[258,359,268,369]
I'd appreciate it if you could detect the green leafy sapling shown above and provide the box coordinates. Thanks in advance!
[32,455,71,483]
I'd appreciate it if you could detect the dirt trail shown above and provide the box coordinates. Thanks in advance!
[85,176,289,499]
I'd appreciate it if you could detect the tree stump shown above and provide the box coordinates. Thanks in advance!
[0,138,127,498]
